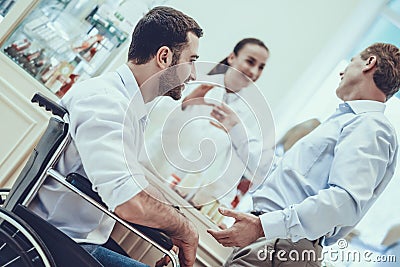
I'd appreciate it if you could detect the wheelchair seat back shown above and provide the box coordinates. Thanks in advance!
[4,117,69,212]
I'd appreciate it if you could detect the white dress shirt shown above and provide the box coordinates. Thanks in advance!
[253,100,398,245]
[144,74,273,205]
[29,64,149,244]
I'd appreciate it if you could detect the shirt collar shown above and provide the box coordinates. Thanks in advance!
[344,100,386,114]
[222,76,246,104]
[116,64,147,121]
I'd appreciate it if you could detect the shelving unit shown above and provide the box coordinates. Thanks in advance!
[1,0,129,97]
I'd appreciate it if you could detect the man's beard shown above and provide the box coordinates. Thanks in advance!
[159,63,186,100]
[163,84,185,100]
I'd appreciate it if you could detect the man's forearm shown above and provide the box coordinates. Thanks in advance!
[115,185,198,266]
[115,185,195,239]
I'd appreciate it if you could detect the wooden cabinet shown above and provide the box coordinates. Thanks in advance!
[0,52,53,187]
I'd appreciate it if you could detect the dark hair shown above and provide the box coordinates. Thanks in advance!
[208,38,269,75]
[128,6,203,64]
[360,43,400,100]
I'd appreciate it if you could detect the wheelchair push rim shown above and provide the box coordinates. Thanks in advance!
[0,207,54,267]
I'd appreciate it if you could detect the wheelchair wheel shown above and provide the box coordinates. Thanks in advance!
[0,207,55,267]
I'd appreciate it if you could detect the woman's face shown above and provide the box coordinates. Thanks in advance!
[225,43,269,90]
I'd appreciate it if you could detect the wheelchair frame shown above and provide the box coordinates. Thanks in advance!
[0,93,180,267]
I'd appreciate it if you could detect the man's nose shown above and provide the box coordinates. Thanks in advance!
[189,62,197,81]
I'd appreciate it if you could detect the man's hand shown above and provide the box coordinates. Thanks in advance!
[182,84,215,110]
[170,220,199,267]
[210,103,240,132]
[155,246,178,267]
[207,208,264,247]
[115,186,199,267]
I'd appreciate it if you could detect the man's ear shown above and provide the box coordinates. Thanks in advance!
[363,56,377,72]
[156,46,173,69]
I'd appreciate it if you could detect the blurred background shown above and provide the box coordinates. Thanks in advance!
[163,1,400,251]
[1,0,400,264]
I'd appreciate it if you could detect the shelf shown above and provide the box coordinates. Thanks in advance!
[0,0,130,97]
[86,13,128,47]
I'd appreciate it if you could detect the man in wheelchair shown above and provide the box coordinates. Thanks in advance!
[25,6,203,267]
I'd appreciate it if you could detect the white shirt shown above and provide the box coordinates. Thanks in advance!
[29,64,149,244]
[253,100,398,245]
[144,74,274,205]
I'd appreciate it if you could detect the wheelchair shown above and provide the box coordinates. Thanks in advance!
[0,93,180,267]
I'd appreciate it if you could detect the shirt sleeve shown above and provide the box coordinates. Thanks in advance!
[229,116,274,187]
[67,92,149,212]
[259,117,397,241]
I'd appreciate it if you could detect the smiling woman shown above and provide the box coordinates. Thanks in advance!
[142,37,274,222]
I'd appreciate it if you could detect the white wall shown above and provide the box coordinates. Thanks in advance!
[166,0,364,116]
[97,0,387,137]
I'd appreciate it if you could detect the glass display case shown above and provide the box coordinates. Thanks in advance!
[1,0,130,97]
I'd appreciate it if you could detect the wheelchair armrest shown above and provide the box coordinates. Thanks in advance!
[66,173,174,251]
[66,173,105,206]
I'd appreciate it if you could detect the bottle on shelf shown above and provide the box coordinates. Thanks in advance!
[12,38,31,51]
[56,73,80,97]
[40,64,56,83]
[4,38,31,59]
[230,177,251,208]
[44,61,74,93]
[73,34,104,54]
[166,173,182,189]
